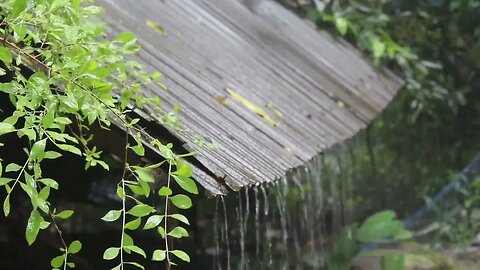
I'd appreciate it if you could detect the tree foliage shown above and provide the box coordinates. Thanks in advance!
[0,0,198,268]
[301,0,480,243]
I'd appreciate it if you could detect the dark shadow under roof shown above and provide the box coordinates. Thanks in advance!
[97,0,403,195]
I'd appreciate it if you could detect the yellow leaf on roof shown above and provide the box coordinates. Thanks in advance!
[266,103,284,120]
[146,19,165,35]
[226,88,278,127]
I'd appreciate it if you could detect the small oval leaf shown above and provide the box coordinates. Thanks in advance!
[103,247,120,260]
[68,240,82,254]
[169,194,192,209]
[143,215,163,230]
[101,210,122,222]
[152,250,166,261]
[170,250,190,262]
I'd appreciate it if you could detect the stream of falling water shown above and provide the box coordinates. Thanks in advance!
[221,196,231,270]
[214,197,221,270]
[205,151,352,269]
[254,186,260,259]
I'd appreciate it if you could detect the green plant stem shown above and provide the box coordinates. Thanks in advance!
[9,158,30,195]
[50,214,68,270]
[164,162,172,268]
[119,129,130,270]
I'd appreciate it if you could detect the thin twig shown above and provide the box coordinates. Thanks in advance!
[50,214,69,270]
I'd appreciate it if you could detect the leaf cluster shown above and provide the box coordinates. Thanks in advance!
[0,0,198,269]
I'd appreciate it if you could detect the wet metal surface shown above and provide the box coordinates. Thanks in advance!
[97,0,403,195]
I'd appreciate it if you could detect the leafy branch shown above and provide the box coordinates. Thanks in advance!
[0,0,200,269]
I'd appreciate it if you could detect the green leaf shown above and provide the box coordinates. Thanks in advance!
[116,186,125,200]
[38,186,50,201]
[44,151,62,159]
[38,178,59,189]
[124,245,146,258]
[54,117,72,125]
[125,218,142,230]
[172,175,198,194]
[127,184,148,196]
[170,250,190,262]
[83,5,104,14]
[119,234,133,248]
[101,209,122,222]
[127,204,155,217]
[158,186,172,196]
[5,163,22,172]
[381,253,404,270]
[42,110,55,129]
[130,144,145,156]
[124,262,145,270]
[116,32,136,43]
[103,247,120,260]
[0,178,13,186]
[134,168,154,183]
[169,194,192,209]
[357,210,404,243]
[57,144,82,156]
[68,240,82,254]
[168,226,189,238]
[55,210,74,219]
[328,224,359,270]
[152,250,166,261]
[143,215,163,230]
[26,209,43,245]
[3,195,10,217]
[11,0,28,17]
[30,139,47,161]
[372,38,386,59]
[335,17,349,35]
[169,214,190,225]
[157,226,166,238]
[173,161,192,177]
[0,123,15,136]
[21,128,36,141]
[0,46,13,65]
[51,255,65,268]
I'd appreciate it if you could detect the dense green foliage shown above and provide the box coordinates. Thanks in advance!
[0,0,198,269]
[301,0,480,218]
[277,3,480,264]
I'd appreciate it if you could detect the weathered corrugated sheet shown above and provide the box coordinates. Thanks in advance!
[97,0,403,195]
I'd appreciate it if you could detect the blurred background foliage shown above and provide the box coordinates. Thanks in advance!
[279,0,480,242]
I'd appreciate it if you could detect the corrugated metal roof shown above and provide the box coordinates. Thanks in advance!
[97,0,403,195]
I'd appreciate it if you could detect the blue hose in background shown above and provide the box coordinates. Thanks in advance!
[404,153,480,228]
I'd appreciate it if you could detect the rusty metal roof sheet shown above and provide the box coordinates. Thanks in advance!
[97,0,403,195]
